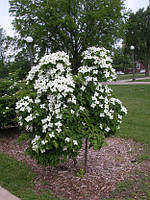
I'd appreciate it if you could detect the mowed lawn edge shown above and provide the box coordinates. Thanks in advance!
[107,84,150,200]
[0,151,63,200]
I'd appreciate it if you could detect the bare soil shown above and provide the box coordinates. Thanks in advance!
[0,128,149,200]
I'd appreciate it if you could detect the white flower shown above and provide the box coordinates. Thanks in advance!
[80,106,85,111]
[100,113,105,117]
[99,124,103,129]
[41,149,46,153]
[105,127,110,132]
[56,128,62,133]
[91,103,96,108]
[82,122,86,126]
[27,107,31,113]
[121,106,127,114]
[49,132,55,138]
[81,86,86,91]
[73,140,78,145]
[65,137,70,142]
[25,114,33,122]
[35,97,41,104]
[41,140,48,145]
[71,109,75,114]
[63,147,67,151]
[118,114,122,120]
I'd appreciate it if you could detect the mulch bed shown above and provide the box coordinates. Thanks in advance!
[0,128,149,200]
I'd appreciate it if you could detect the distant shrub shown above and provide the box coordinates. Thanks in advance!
[0,79,25,128]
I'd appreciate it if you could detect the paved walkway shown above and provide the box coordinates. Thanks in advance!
[107,77,150,85]
[0,186,20,200]
[0,76,150,200]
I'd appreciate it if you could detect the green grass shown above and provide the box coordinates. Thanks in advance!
[117,73,146,80]
[107,85,150,200]
[112,85,150,145]
[0,152,63,200]
[106,173,150,200]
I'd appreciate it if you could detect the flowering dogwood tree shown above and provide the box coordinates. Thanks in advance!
[16,47,127,169]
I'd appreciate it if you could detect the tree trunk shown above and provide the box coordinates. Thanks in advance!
[84,138,88,173]
[145,65,150,76]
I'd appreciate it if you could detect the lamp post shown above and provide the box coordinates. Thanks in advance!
[130,45,135,81]
[25,36,33,67]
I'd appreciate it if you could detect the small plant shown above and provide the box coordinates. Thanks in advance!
[76,168,85,178]
[16,133,30,145]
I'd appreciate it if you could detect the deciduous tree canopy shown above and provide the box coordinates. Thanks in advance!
[9,0,125,74]
[124,7,150,76]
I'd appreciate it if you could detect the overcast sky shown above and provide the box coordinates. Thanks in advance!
[0,0,149,36]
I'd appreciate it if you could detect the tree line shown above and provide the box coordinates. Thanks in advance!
[0,0,150,79]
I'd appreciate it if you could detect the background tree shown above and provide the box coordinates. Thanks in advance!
[0,27,8,78]
[124,7,150,76]
[112,46,131,72]
[9,0,125,74]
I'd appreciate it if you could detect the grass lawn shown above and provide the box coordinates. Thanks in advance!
[106,172,150,200]
[117,73,146,80]
[0,152,62,200]
[108,84,150,200]
[112,85,150,145]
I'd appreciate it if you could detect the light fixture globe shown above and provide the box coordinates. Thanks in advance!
[130,45,135,50]
[25,36,33,43]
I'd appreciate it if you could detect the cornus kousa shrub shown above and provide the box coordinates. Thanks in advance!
[16,48,127,168]
[16,52,84,166]
[75,47,127,150]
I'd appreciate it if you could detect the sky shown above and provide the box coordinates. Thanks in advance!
[0,0,149,37]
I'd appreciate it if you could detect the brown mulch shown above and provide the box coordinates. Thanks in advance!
[0,128,149,200]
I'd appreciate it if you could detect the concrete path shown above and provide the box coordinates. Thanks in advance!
[0,186,20,200]
[107,77,150,85]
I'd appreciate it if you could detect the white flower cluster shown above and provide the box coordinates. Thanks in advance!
[80,47,116,82]
[77,47,127,134]
[26,51,71,83]
[16,51,79,154]
[16,96,33,113]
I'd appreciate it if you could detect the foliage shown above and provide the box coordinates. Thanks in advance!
[112,47,131,72]
[124,7,150,76]
[0,27,8,78]
[8,56,31,80]
[0,26,26,79]
[16,133,30,145]
[16,47,127,166]
[9,0,125,73]
[0,60,8,78]
[0,78,25,128]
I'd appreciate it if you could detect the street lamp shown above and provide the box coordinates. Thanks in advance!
[130,45,135,81]
[25,36,33,67]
